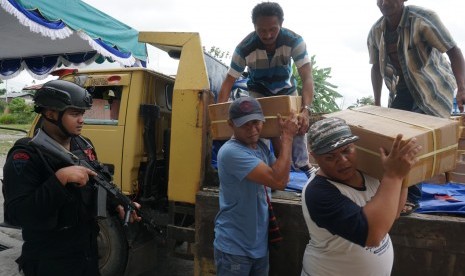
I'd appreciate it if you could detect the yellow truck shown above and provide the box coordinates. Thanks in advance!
[27,32,465,276]
[28,32,228,276]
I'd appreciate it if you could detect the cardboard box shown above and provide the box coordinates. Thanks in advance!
[84,99,111,120]
[453,160,465,173]
[447,171,465,184]
[450,115,465,138]
[450,114,465,126]
[208,96,301,140]
[458,152,465,163]
[424,173,448,184]
[324,106,459,187]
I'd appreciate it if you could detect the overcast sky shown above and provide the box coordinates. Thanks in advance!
[5,0,465,108]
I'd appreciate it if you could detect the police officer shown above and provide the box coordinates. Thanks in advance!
[2,80,139,276]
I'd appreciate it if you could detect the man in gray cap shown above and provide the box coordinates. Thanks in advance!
[213,96,299,275]
[300,117,421,276]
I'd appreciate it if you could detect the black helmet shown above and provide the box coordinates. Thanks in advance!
[34,80,92,113]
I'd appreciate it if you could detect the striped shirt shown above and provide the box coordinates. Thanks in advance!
[228,28,310,96]
[367,5,457,118]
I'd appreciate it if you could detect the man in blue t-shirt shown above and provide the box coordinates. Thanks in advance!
[214,96,298,275]
[217,2,316,179]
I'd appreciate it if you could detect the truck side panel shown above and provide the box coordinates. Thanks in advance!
[195,190,309,276]
[196,189,465,276]
[139,32,212,204]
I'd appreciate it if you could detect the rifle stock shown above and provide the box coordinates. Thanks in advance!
[30,129,137,227]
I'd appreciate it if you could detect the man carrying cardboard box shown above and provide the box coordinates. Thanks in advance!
[217,2,316,179]
[301,117,421,275]
[214,96,299,274]
[368,0,465,215]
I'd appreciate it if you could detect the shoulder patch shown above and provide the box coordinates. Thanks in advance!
[84,148,96,161]
[13,152,30,160]
[12,151,30,175]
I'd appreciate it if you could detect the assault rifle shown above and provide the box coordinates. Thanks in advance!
[30,129,138,227]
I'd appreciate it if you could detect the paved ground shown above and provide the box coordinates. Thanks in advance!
[0,155,23,276]
[0,132,194,275]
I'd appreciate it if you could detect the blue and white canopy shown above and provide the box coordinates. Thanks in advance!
[0,0,147,80]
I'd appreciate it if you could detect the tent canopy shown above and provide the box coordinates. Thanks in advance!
[0,0,147,80]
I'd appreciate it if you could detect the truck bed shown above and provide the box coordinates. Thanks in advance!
[195,188,465,276]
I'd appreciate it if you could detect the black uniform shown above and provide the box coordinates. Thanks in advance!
[3,134,102,276]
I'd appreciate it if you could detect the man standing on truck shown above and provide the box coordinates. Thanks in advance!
[368,0,465,215]
[300,117,421,275]
[217,1,316,179]
[2,80,140,276]
[214,96,299,275]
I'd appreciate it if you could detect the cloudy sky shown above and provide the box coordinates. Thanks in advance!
[5,0,465,108]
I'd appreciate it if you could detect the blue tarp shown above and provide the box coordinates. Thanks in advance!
[416,183,465,215]
[285,178,465,216]
[286,172,308,192]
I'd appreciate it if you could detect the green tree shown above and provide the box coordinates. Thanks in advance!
[203,46,230,63]
[0,100,7,113]
[293,56,342,113]
[4,98,35,124]
[0,79,5,96]
[8,98,29,113]
[348,96,375,109]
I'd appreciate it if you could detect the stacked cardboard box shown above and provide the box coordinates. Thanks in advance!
[324,106,459,187]
[84,99,111,120]
[208,95,301,140]
[447,115,465,184]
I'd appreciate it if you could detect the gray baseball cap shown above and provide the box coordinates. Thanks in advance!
[229,96,265,127]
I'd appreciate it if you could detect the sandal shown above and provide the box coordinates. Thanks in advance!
[400,201,419,216]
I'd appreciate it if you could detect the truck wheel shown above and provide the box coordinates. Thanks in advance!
[97,216,128,276]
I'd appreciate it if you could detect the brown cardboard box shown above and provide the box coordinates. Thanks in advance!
[448,171,465,184]
[424,173,447,184]
[453,160,465,173]
[324,106,459,187]
[450,115,465,138]
[460,126,465,139]
[458,152,465,162]
[208,96,301,140]
[84,99,111,120]
[450,114,465,126]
